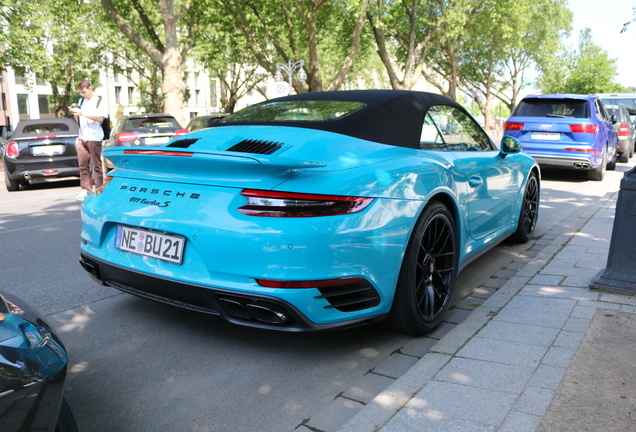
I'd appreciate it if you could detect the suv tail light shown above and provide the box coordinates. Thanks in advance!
[504,122,524,131]
[569,124,598,134]
[117,131,138,143]
[175,129,189,137]
[619,123,630,137]
[5,142,18,158]
[239,189,373,217]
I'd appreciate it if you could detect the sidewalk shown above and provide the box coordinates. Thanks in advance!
[338,191,636,432]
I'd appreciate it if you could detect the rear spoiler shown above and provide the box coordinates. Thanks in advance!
[102,147,327,185]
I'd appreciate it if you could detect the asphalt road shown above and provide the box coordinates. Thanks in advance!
[0,160,633,432]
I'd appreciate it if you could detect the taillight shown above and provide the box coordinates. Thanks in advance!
[569,124,598,134]
[238,189,373,217]
[122,150,193,156]
[564,148,597,153]
[6,142,18,157]
[619,123,629,137]
[117,131,138,143]
[504,122,524,131]
[175,129,189,137]
[255,276,366,289]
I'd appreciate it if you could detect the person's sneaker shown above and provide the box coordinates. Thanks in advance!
[75,190,88,201]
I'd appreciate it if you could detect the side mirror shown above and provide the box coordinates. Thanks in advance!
[500,135,521,157]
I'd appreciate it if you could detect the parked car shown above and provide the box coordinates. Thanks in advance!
[3,118,80,191]
[186,113,229,132]
[0,291,78,432]
[604,103,634,162]
[597,93,636,122]
[102,113,189,170]
[504,94,618,181]
[79,90,540,336]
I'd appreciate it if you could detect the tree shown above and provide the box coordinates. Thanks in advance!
[217,0,369,94]
[100,0,199,125]
[0,0,105,118]
[539,28,622,94]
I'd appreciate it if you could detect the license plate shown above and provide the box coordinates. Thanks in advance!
[531,132,560,141]
[115,226,185,264]
[145,136,170,145]
[32,145,64,156]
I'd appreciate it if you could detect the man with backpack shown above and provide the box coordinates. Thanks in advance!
[69,78,109,202]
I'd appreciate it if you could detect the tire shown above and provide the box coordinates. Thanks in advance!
[619,150,629,163]
[588,146,606,181]
[55,398,79,432]
[385,201,457,336]
[510,172,539,244]
[607,145,617,171]
[4,170,19,191]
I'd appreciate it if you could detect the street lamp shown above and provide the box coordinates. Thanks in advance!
[274,60,306,95]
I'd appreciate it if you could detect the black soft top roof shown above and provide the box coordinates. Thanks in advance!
[217,90,465,148]
[13,118,79,138]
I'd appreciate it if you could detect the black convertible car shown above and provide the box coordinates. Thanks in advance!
[3,118,80,191]
[0,291,78,431]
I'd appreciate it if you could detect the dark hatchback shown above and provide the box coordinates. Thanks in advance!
[3,118,80,192]
[604,103,634,163]
[185,113,228,132]
[0,291,78,432]
[102,114,188,170]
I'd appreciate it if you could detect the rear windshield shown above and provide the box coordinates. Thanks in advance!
[600,98,636,116]
[513,99,590,119]
[221,100,366,123]
[21,123,73,135]
[125,117,180,130]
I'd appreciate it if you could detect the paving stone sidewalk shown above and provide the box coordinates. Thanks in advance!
[334,191,636,432]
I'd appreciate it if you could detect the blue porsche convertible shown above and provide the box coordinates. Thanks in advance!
[79,90,539,335]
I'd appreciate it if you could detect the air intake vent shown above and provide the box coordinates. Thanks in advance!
[227,139,283,155]
[167,138,199,148]
[315,279,380,313]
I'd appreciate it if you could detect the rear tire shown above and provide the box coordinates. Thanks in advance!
[619,150,629,163]
[4,170,19,191]
[55,398,78,432]
[385,201,457,336]
[588,146,606,181]
[510,172,539,244]
[607,146,617,171]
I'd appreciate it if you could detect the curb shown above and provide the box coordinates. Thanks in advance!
[337,191,617,432]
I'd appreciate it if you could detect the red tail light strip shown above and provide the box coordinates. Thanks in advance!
[563,148,597,153]
[239,189,373,217]
[123,150,193,156]
[255,277,366,289]
[619,123,630,137]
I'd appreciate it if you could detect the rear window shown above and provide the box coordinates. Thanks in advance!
[513,99,590,119]
[125,117,180,130]
[600,98,636,117]
[221,100,366,123]
[21,123,72,134]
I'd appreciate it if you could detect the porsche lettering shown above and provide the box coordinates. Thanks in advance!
[120,185,200,199]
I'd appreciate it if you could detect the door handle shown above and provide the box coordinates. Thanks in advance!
[469,177,484,188]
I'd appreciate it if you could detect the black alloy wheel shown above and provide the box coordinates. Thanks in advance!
[511,172,539,244]
[387,201,457,336]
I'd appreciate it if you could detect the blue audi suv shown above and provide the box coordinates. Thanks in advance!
[504,94,618,180]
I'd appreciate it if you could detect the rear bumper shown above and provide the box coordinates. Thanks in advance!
[617,137,631,154]
[525,154,598,170]
[79,253,386,332]
[4,157,79,181]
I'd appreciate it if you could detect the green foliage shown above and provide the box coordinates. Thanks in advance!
[538,28,622,94]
